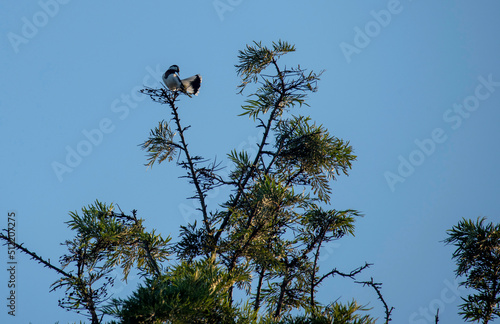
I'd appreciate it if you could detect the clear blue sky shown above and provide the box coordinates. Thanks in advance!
[1,1,499,323]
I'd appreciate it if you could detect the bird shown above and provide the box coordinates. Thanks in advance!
[162,65,202,96]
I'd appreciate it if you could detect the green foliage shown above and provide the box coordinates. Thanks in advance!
[105,256,254,324]
[51,200,171,322]
[299,208,359,248]
[237,42,322,120]
[140,120,178,168]
[65,200,171,279]
[277,301,376,324]
[236,40,296,92]
[274,116,356,202]
[228,149,252,181]
[444,217,500,323]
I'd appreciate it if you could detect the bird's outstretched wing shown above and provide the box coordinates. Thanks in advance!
[181,74,202,96]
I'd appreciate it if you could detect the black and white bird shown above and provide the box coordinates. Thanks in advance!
[162,65,202,96]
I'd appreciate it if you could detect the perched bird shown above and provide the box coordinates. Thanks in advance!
[162,65,202,96]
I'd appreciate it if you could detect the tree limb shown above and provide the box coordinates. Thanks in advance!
[0,232,74,279]
[355,277,394,324]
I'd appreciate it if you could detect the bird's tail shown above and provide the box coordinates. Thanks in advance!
[181,74,202,96]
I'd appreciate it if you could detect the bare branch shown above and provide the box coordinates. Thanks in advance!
[355,277,394,324]
[0,232,74,279]
[318,262,372,286]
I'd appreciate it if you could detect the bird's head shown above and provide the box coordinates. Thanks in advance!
[168,65,180,73]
